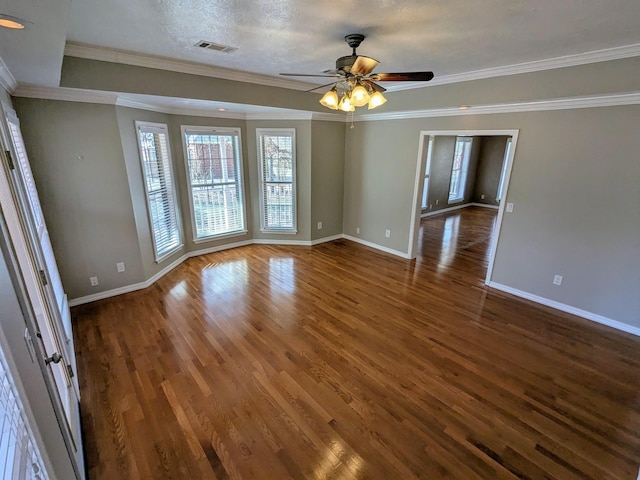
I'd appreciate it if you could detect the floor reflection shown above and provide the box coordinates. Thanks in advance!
[437,215,460,273]
[269,257,296,295]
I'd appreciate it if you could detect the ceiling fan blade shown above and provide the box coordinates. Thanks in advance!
[279,73,342,78]
[369,71,434,82]
[306,81,342,93]
[363,79,386,93]
[351,56,379,76]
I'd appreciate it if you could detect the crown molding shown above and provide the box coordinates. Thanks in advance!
[64,42,317,92]
[355,92,640,121]
[0,56,17,93]
[12,85,117,104]
[13,85,639,122]
[388,43,640,92]
[12,85,346,121]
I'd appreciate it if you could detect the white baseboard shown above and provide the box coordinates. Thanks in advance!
[488,282,640,337]
[421,202,498,218]
[253,238,312,246]
[69,236,349,306]
[311,234,343,245]
[342,234,411,259]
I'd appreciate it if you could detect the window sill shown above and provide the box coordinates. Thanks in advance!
[193,230,249,244]
[260,229,298,235]
[155,244,184,264]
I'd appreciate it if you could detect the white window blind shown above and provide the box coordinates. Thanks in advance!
[257,129,296,232]
[448,136,473,203]
[182,127,246,240]
[1,346,48,480]
[136,122,182,261]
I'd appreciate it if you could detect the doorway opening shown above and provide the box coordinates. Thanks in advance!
[408,129,519,285]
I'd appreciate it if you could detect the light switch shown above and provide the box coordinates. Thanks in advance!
[506,202,514,213]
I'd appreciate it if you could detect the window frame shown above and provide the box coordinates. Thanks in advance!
[181,125,248,243]
[496,137,512,202]
[135,121,183,263]
[448,136,473,204]
[257,128,297,234]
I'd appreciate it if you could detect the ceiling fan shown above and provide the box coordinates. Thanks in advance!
[280,34,434,111]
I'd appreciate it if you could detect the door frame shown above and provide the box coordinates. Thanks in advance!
[408,129,519,285]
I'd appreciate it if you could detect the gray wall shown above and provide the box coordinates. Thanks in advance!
[343,106,640,326]
[14,99,343,298]
[311,121,345,240]
[14,99,145,298]
[472,136,509,206]
[1,88,77,479]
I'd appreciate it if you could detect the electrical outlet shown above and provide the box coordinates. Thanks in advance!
[481,194,485,200]
[553,274,563,286]
[429,204,432,209]
[116,262,125,272]
[356,227,360,234]
[506,202,514,212]
[385,229,391,238]
[436,199,439,205]
[317,221,323,230]
[90,276,99,286]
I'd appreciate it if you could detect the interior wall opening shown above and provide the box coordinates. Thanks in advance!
[408,129,519,285]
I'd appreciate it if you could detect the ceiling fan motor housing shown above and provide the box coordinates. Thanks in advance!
[337,34,366,74]
[336,55,358,74]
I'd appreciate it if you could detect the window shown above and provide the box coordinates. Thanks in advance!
[257,129,296,232]
[136,122,182,261]
[182,127,246,240]
[496,137,512,201]
[421,136,434,209]
[448,136,473,203]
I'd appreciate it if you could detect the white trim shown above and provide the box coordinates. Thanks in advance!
[488,282,640,337]
[342,234,411,259]
[186,239,254,257]
[0,56,17,93]
[409,129,519,284]
[68,239,255,306]
[256,128,297,233]
[64,41,640,95]
[67,234,409,305]
[355,92,640,121]
[389,43,640,91]
[64,42,316,92]
[12,85,118,105]
[253,238,310,246]
[311,234,343,246]
[12,86,346,121]
[180,125,247,242]
[13,85,640,121]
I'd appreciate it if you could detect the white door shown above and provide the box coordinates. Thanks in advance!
[0,103,84,478]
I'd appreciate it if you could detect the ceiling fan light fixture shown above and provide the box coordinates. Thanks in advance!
[338,94,355,112]
[350,84,370,107]
[319,88,339,110]
[368,91,387,110]
[0,14,26,29]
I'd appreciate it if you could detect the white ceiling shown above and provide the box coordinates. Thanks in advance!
[1,0,640,98]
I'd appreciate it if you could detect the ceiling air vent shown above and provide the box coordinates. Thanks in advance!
[195,40,238,54]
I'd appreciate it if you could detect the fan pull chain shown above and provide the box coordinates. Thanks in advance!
[350,111,355,129]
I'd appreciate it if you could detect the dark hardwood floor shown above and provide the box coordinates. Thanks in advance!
[72,206,640,479]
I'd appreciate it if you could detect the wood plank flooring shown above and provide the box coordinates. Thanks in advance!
[72,207,640,479]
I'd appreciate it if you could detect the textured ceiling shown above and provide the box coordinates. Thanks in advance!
[1,0,640,91]
[66,0,640,83]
